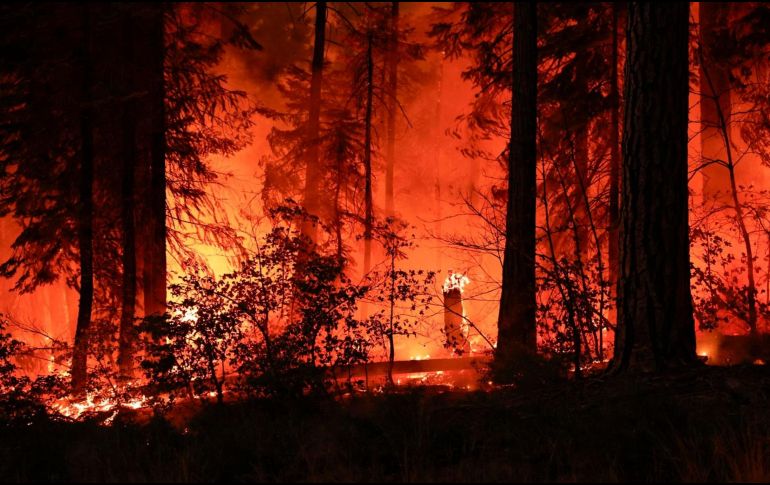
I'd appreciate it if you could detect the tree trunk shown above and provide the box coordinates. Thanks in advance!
[118,12,138,378]
[610,2,696,373]
[144,3,166,317]
[363,30,375,275]
[302,1,327,243]
[385,2,399,218]
[699,2,732,203]
[608,2,621,317]
[496,2,538,368]
[71,4,95,395]
[444,288,469,355]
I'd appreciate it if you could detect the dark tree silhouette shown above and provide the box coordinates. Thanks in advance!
[117,8,140,379]
[384,2,399,218]
[71,5,95,395]
[145,3,167,318]
[302,2,327,244]
[496,2,538,369]
[363,29,375,275]
[610,2,696,373]
[608,1,622,309]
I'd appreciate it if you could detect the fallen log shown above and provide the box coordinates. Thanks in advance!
[330,355,491,380]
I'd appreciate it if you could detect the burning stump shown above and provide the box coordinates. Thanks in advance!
[443,271,470,356]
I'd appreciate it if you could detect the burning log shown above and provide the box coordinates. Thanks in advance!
[443,271,470,355]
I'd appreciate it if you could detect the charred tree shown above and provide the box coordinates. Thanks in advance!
[444,285,469,355]
[71,5,95,394]
[610,2,696,373]
[496,2,538,369]
[302,2,327,244]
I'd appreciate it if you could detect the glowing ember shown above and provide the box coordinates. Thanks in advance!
[51,394,148,423]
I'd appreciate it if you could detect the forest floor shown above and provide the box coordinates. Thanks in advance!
[3,364,770,482]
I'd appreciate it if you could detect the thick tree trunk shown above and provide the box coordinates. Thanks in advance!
[302,1,326,243]
[71,5,95,395]
[144,4,166,317]
[118,12,138,378]
[610,2,696,373]
[363,30,375,275]
[385,2,399,218]
[496,2,538,367]
[699,2,732,203]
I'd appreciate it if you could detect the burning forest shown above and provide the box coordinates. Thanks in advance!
[3,2,770,482]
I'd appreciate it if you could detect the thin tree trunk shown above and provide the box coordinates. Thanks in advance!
[699,2,732,203]
[608,1,621,337]
[145,3,166,317]
[610,2,696,373]
[302,1,326,243]
[385,1,399,217]
[363,30,375,275]
[552,142,594,367]
[118,12,138,378]
[540,149,581,376]
[700,55,759,342]
[71,4,95,395]
[386,251,396,387]
[496,2,538,369]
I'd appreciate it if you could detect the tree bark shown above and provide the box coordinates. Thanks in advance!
[610,2,696,373]
[302,1,327,243]
[71,4,95,395]
[496,2,538,367]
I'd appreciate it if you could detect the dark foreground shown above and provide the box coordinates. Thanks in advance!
[3,365,770,482]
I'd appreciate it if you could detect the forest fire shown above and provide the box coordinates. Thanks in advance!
[3,1,770,482]
[51,394,148,423]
